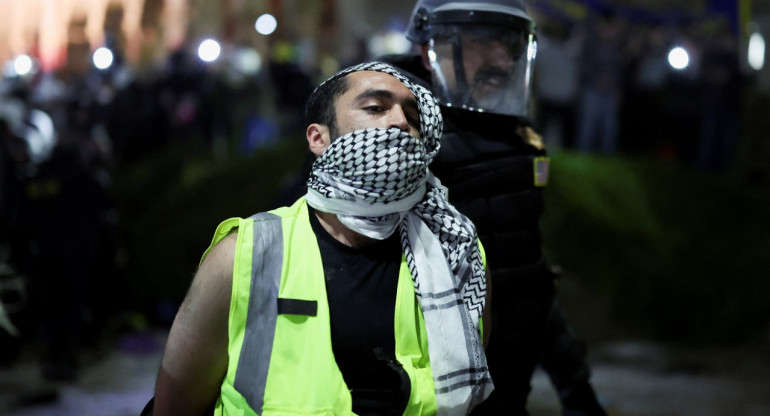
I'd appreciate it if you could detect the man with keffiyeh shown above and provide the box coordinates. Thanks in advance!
[148,62,493,416]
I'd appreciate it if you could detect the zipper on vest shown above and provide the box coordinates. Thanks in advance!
[373,347,411,415]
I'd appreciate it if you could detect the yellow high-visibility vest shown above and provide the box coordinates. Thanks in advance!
[207,197,438,415]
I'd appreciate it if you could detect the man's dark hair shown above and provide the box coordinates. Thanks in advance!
[304,74,350,138]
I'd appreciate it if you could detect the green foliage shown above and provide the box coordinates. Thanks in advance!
[541,151,770,344]
[111,138,307,313]
[113,139,770,343]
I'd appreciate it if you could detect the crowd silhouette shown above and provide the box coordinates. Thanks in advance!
[532,9,749,173]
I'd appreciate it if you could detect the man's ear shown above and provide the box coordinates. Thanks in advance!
[420,44,432,71]
[307,123,331,156]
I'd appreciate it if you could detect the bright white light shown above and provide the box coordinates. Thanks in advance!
[25,109,57,164]
[198,39,221,62]
[668,46,689,70]
[255,14,278,35]
[383,32,411,54]
[14,55,33,76]
[749,32,766,71]
[528,34,537,61]
[368,31,411,57]
[234,48,262,74]
[93,47,114,70]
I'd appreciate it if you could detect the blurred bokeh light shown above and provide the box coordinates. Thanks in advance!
[12,55,33,77]
[92,47,114,70]
[749,30,766,70]
[255,13,278,36]
[197,38,222,63]
[668,46,691,70]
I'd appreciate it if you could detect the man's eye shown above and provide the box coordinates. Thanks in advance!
[364,105,384,112]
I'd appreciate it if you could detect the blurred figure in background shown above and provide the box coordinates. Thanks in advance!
[0,84,33,366]
[382,1,606,414]
[696,21,742,173]
[575,10,625,155]
[534,19,581,150]
[0,85,31,254]
[0,72,119,382]
[620,24,671,156]
[268,41,316,138]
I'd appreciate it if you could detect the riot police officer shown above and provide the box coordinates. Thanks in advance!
[380,1,607,414]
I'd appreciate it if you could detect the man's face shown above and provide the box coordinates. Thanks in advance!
[431,27,524,109]
[335,71,420,137]
[308,70,421,156]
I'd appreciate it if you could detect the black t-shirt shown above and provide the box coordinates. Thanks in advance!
[308,208,409,415]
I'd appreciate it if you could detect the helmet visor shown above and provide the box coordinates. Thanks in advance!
[427,23,536,117]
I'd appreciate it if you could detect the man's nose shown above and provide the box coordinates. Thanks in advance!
[388,106,410,131]
[486,41,515,64]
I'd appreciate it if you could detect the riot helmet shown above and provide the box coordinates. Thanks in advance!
[406,1,537,118]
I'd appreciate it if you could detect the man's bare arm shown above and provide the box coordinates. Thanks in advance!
[153,233,236,416]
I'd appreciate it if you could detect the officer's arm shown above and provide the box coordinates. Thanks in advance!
[483,267,492,348]
[153,233,236,416]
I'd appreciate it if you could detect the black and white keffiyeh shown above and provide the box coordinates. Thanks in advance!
[305,61,493,414]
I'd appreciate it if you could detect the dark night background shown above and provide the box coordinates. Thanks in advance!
[1,0,769,415]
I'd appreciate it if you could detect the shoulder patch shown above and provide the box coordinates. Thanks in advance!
[516,126,545,150]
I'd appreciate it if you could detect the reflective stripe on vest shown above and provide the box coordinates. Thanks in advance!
[234,212,282,414]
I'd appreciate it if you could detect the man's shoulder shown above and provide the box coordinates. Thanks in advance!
[199,231,237,285]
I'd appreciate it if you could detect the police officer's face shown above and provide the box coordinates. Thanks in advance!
[308,71,421,156]
[459,34,517,96]
[433,27,524,107]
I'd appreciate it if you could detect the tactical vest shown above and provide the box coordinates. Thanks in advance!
[206,197,438,416]
[431,107,548,274]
